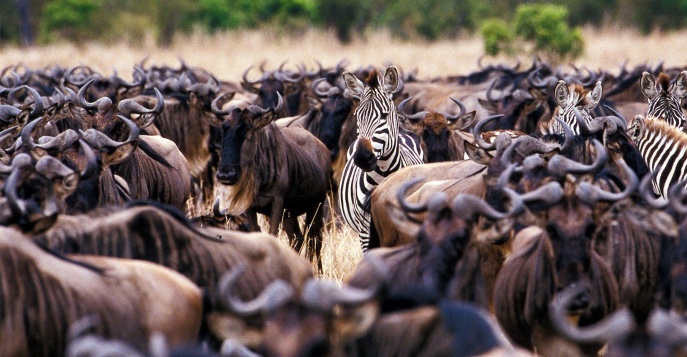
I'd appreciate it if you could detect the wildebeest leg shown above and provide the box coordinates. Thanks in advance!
[268,197,285,236]
[305,202,325,273]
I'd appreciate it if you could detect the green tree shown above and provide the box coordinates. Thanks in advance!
[39,0,99,43]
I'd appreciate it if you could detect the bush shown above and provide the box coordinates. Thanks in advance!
[482,4,584,62]
[40,0,100,43]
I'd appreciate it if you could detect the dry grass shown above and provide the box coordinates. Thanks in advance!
[2,26,685,281]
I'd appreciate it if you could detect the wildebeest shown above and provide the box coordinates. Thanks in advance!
[0,227,202,357]
[207,92,331,270]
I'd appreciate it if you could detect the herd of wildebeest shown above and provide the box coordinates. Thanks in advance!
[1,56,687,356]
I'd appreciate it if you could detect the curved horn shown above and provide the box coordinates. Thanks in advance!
[576,158,639,204]
[241,65,260,87]
[396,177,427,213]
[212,196,227,217]
[397,97,428,120]
[0,105,22,122]
[639,169,665,209]
[117,87,164,117]
[472,114,505,150]
[301,279,378,312]
[667,179,687,218]
[547,140,608,177]
[78,139,98,180]
[76,79,112,112]
[210,92,237,116]
[528,67,558,89]
[0,125,18,151]
[116,114,140,144]
[550,283,635,344]
[520,181,565,207]
[247,92,283,115]
[486,79,505,102]
[311,78,340,97]
[453,187,523,221]
[11,85,44,118]
[555,117,574,152]
[217,265,295,316]
[442,97,467,120]
[3,154,33,218]
[20,116,44,153]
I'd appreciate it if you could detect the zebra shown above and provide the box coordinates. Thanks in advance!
[627,114,687,198]
[640,71,687,129]
[338,67,423,251]
[538,80,602,136]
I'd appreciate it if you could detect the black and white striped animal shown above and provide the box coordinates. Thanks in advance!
[338,67,423,250]
[538,80,602,136]
[640,71,687,129]
[628,114,687,198]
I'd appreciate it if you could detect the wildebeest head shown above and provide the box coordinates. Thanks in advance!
[311,78,355,161]
[215,266,380,357]
[242,63,305,116]
[398,96,476,162]
[206,92,284,185]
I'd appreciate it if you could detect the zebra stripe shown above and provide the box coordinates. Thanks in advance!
[629,115,687,198]
[338,68,423,251]
[540,80,602,136]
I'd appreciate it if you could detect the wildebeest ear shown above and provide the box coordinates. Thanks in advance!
[477,98,497,113]
[383,67,400,94]
[464,141,493,165]
[585,81,602,109]
[343,72,364,97]
[101,141,137,166]
[205,312,264,350]
[129,113,156,129]
[449,111,477,131]
[201,111,224,127]
[554,80,570,109]
[251,111,275,131]
[627,115,646,141]
[640,72,657,100]
[332,300,379,343]
[400,116,423,133]
[674,71,687,99]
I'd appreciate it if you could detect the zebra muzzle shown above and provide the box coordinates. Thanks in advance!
[353,138,377,172]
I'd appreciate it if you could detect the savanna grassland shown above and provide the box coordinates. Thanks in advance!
[1,27,685,280]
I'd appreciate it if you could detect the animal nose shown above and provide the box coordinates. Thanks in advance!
[216,166,239,184]
[558,286,591,311]
[354,149,377,172]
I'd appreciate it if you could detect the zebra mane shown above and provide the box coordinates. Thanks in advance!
[570,84,592,106]
[657,72,671,92]
[643,116,687,145]
[366,69,380,88]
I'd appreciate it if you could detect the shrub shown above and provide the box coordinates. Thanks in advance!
[40,0,99,43]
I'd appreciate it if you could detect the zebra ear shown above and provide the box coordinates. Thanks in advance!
[640,72,657,100]
[343,72,364,97]
[585,81,602,109]
[383,67,400,94]
[674,71,687,99]
[554,80,569,109]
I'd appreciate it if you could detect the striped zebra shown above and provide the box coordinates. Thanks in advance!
[338,67,424,251]
[640,71,687,129]
[538,80,602,136]
[627,114,687,198]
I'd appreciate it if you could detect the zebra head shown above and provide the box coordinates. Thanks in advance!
[343,67,400,172]
[640,71,687,128]
[551,79,602,135]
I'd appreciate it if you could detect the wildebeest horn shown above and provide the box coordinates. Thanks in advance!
[311,78,340,97]
[602,104,628,127]
[117,87,164,117]
[112,72,145,88]
[3,154,33,218]
[453,187,523,221]
[556,117,574,152]
[646,307,687,347]
[65,64,96,87]
[78,114,139,149]
[211,92,237,116]
[528,67,558,89]
[0,104,22,122]
[241,65,260,87]
[76,79,113,112]
[21,117,47,154]
[521,181,565,207]
[218,265,295,316]
[665,179,687,218]
[213,196,228,217]
[276,63,305,83]
[79,139,98,180]
[576,158,639,204]
[247,92,283,115]
[35,155,76,181]
[547,139,607,177]
[639,169,665,209]
[397,97,428,120]
[396,178,427,213]
[486,79,506,102]
[472,114,505,150]
[550,283,635,343]
[10,85,44,118]
[301,278,378,312]
[440,97,467,121]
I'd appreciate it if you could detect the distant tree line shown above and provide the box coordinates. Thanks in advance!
[1,0,686,48]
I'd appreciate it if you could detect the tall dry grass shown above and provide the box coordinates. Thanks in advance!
[2,26,685,280]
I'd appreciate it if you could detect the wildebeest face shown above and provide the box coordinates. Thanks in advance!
[319,95,353,160]
[216,109,249,185]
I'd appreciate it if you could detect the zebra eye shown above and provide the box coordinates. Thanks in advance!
[380,112,389,120]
